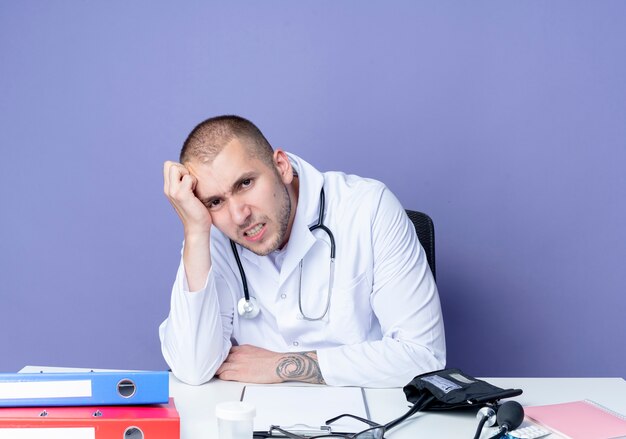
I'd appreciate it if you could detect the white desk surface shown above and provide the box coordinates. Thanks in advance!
[170,375,626,439]
[20,367,626,438]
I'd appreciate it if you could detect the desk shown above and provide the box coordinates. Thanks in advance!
[170,375,626,438]
[20,368,626,438]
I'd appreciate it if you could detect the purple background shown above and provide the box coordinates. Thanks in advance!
[1,2,624,378]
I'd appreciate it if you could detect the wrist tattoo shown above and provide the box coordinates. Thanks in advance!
[276,351,325,384]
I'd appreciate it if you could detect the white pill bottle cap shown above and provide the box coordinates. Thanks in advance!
[216,401,256,421]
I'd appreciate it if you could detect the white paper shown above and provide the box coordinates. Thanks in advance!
[19,366,133,373]
[0,428,95,439]
[242,385,370,434]
[0,380,92,399]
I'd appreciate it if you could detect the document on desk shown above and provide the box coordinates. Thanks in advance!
[524,399,626,439]
[242,385,370,435]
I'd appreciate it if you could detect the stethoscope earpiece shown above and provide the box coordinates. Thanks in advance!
[237,297,260,319]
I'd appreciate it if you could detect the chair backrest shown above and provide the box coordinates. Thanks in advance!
[405,210,436,281]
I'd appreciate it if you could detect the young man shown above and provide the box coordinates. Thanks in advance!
[160,115,445,387]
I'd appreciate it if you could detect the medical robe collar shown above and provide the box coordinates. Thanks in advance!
[239,153,325,283]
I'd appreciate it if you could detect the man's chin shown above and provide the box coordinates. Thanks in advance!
[236,238,279,257]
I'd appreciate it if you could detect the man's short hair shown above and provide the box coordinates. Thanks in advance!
[180,115,275,168]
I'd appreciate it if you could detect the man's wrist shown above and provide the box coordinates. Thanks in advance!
[182,230,211,292]
[183,229,211,244]
[275,351,325,384]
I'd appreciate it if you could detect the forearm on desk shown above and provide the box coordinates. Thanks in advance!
[160,261,232,385]
[317,337,444,388]
[276,351,325,384]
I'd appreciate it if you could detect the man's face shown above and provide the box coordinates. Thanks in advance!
[186,139,293,256]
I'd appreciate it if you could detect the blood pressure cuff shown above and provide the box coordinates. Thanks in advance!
[403,368,523,411]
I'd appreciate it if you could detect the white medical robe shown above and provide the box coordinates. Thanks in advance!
[159,153,446,387]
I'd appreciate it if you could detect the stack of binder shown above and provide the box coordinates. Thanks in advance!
[0,370,179,439]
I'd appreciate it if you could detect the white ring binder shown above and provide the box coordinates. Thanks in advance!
[583,399,626,420]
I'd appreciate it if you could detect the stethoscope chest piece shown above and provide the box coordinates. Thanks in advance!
[237,296,260,319]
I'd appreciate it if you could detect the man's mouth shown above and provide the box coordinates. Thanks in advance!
[244,223,266,241]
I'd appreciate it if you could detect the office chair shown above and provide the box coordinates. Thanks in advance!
[405,210,436,281]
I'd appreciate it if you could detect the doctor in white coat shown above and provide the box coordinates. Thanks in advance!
[160,115,446,388]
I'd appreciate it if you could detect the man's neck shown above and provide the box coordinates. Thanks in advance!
[278,174,299,251]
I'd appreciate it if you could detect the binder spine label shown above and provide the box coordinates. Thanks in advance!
[0,380,92,400]
[0,427,95,439]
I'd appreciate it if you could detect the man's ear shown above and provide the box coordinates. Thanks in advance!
[273,149,294,184]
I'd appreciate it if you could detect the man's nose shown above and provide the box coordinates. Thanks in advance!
[229,197,251,226]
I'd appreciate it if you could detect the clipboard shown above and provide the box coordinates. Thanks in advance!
[241,385,370,436]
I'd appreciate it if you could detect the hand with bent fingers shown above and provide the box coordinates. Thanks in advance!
[216,345,325,384]
[163,160,212,236]
[163,160,213,291]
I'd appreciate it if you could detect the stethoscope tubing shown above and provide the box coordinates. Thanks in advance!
[231,188,335,320]
[309,188,335,259]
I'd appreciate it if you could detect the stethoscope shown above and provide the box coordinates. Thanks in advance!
[230,188,336,321]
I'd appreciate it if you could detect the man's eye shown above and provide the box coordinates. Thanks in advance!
[241,179,252,188]
[208,199,221,209]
